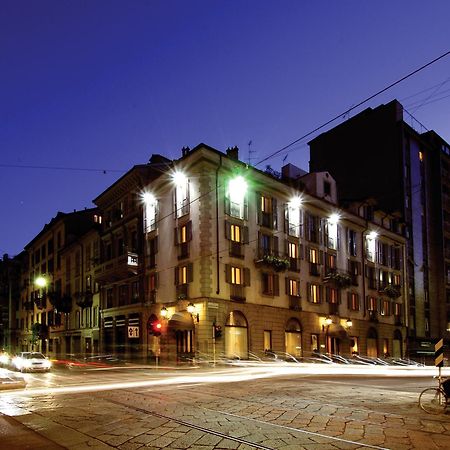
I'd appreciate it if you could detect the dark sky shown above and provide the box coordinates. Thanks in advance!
[1,0,450,256]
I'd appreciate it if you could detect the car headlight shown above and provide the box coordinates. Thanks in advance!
[43,360,52,369]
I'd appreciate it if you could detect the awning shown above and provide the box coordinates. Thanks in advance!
[168,312,194,330]
[327,323,348,339]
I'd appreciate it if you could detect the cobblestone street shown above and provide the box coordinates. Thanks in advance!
[0,369,449,449]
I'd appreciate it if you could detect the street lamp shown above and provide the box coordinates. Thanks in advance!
[160,306,168,318]
[322,316,332,354]
[346,318,353,328]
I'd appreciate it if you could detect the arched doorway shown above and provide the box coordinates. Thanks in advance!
[285,318,302,357]
[168,311,194,362]
[326,323,348,355]
[393,329,402,358]
[225,311,248,359]
[367,327,378,357]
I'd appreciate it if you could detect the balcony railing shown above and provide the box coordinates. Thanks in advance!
[229,242,244,258]
[289,295,301,311]
[94,251,140,282]
[309,263,321,276]
[176,284,189,300]
[230,284,246,302]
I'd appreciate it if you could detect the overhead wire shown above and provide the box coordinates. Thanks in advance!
[254,49,450,167]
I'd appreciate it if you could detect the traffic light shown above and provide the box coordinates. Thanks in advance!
[214,323,222,339]
[148,315,162,337]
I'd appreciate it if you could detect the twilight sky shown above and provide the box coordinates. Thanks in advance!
[1,0,450,256]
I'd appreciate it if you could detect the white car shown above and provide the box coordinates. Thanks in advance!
[12,352,52,373]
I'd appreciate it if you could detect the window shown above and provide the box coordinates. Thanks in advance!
[380,299,390,316]
[230,224,240,242]
[392,273,401,286]
[262,273,279,296]
[258,232,278,259]
[348,292,360,311]
[286,203,301,237]
[367,296,377,311]
[325,253,336,273]
[326,287,339,304]
[258,194,277,229]
[324,181,331,196]
[309,247,320,276]
[148,236,158,268]
[348,260,360,285]
[306,214,320,243]
[143,194,158,233]
[308,283,322,303]
[348,229,357,256]
[288,241,297,259]
[225,265,250,286]
[174,175,190,218]
[326,219,338,249]
[106,288,114,309]
[394,303,402,316]
[264,330,272,351]
[226,176,247,219]
[175,222,192,259]
[287,278,300,297]
[232,267,242,284]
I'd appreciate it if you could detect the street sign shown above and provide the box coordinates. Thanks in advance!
[435,338,444,367]
[128,326,139,339]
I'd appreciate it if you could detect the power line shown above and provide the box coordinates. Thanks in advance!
[255,49,450,167]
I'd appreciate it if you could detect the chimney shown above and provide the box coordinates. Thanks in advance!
[181,146,190,157]
[226,146,239,160]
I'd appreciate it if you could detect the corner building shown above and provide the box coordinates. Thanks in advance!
[132,144,407,362]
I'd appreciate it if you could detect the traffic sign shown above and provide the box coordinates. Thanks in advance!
[435,338,444,367]
[128,326,139,339]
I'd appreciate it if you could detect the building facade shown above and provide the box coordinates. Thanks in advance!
[309,100,450,356]
[11,144,408,363]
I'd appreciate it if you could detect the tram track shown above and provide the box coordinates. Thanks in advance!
[95,388,390,450]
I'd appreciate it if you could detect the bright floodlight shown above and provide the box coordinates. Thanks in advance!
[228,176,247,203]
[142,192,156,205]
[35,276,47,288]
[172,171,187,187]
[368,231,378,240]
[328,213,340,225]
[289,196,302,209]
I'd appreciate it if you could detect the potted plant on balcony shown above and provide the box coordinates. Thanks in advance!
[324,271,352,288]
[261,254,290,272]
[381,284,401,299]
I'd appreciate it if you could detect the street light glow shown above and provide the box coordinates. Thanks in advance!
[172,171,187,187]
[35,276,47,288]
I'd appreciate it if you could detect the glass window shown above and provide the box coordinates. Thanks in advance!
[264,330,272,351]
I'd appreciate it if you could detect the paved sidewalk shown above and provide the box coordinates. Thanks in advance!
[0,414,65,450]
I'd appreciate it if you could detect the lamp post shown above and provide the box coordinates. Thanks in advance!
[322,316,332,353]
[187,303,199,363]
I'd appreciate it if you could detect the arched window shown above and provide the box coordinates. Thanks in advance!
[393,329,402,358]
[285,318,302,357]
[225,311,248,359]
[367,327,378,358]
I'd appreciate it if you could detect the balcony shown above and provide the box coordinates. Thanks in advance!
[323,270,352,289]
[75,290,93,309]
[289,257,300,272]
[328,302,339,315]
[309,263,321,277]
[230,284,246,302]
[176,284,189,300]
[94,251,140,283]
[229,242,244,258]
[177,242,189,260]
[255,253,290,272]
[289,296,301,311]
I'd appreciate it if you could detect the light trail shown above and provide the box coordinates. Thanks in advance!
[1,364,447,398]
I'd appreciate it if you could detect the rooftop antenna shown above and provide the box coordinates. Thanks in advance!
[247,140,255,165]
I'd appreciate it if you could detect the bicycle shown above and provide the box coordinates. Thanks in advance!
[419,377,450,414]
